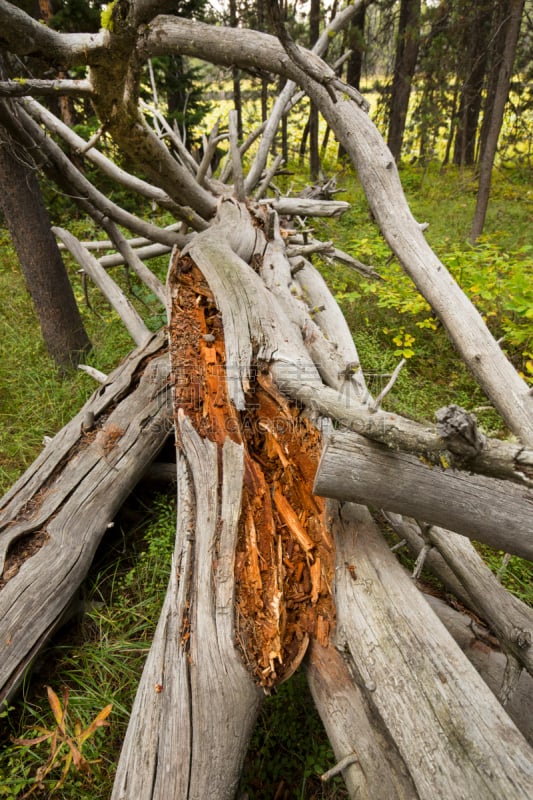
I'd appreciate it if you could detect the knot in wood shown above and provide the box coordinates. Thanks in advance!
[511,627,532,649]
[435,404,486,459]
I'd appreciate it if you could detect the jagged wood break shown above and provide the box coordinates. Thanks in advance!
[168,255,335,687]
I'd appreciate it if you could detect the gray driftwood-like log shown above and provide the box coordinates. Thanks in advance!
[112,417,262,799]
[314,429,533,560]
[305,641,418,799]
[0,333,171,703]
[384,513,533,677]
[424,594,533,743]
[331,501,533,798]
[53,226,153,347]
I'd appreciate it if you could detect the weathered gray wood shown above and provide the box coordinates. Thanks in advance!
[262,197,350,217]
[314,430,533,560]
[384,511,533,679]
[425,594,533,744]
[98,217,167,306]
[271,378,533,487]
[53,226,152,347]
[0,334,171,703]
[427,527,533,676]
[306,641,418,799]
[332,501,533,798]
[112,416,262,800]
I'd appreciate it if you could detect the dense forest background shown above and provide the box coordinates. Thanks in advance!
[0,1,532,798]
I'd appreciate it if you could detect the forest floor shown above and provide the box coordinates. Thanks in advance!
[0,161,531,799]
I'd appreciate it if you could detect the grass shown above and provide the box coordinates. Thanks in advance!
[1,161,532,797]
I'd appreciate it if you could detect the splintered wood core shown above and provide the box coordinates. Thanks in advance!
[169,257,335,687]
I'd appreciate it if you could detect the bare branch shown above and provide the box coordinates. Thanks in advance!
[143,16,533,442]
[100,243,172,269]
[0,100,189,247]
[0,0,107,65]
[0,79,92,97]
[23,98,194,220]
[53,227,152,348]
[98,218,167,307]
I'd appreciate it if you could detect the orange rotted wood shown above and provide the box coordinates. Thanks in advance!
[169,254,335,689]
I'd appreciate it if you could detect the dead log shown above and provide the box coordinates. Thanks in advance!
[331,501,533,798]
[0,333,171,703]
[306,641,418,799]
[111,420,263,799]
[111,200,533,799]
[314,430,533,560]
[424,594,533,744]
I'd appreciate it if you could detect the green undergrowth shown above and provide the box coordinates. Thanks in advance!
[306,161,533,404]
[1,162,532,797]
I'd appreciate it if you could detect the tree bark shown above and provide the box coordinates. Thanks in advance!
[470,0,525,242]
[332,501,533,798]
[112,420,263,799]
[452,0,493,166]
[387,0,421,162]
[0,119,91,370]
[0,333,171,703]
[314,429,533,560]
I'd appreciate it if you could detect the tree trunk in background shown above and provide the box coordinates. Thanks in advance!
[309,0,321,180]
[452,1,493,166]
[476,0,509,164]
[387,0,421,162]
[229,0,243,140]
[257,0,269,123]
[0,122,91,371]
[470,0,524,242]
[338,3,366,160]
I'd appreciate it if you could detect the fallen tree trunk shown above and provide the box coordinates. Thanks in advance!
[0,332,171,703]
[331,501,533,798]
[314,429,533,560]
[1,8,533,797]
[424,594,533,743]
[112,418,263,800]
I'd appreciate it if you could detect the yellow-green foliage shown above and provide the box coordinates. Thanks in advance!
[100,1,117,32]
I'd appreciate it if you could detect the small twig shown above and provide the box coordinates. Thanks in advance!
[496,552,512,583]
[78,126,105,155]
[390,538,407,553]
[370,358,406,412]
[78,365,108,383]
[321,752,358,782]
[147,59,161,135]
[196,120,227,186]
[412,543,432,580]
[286,241,334,258]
